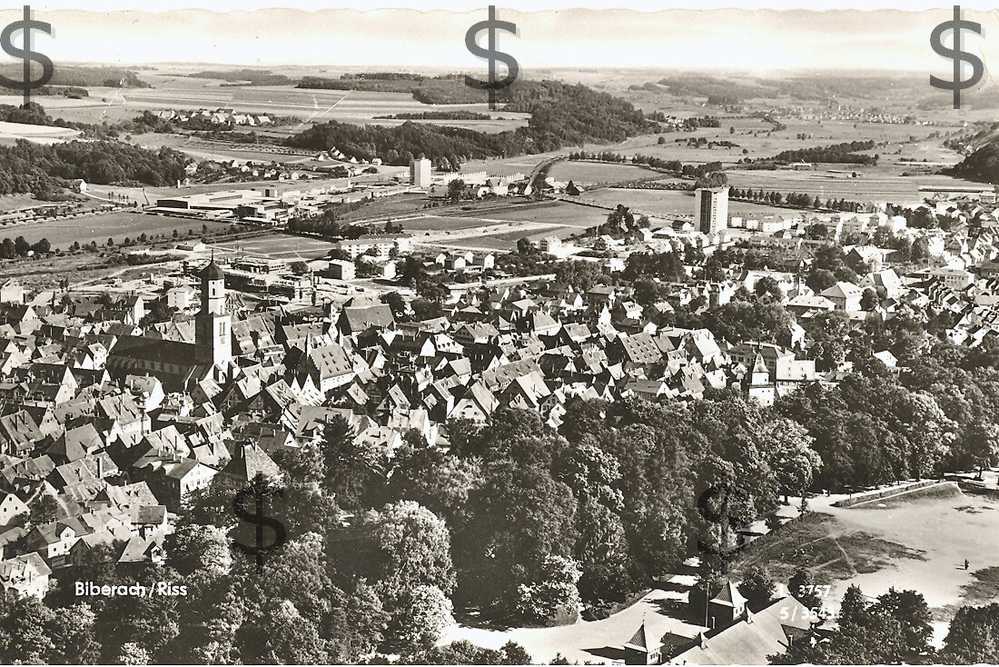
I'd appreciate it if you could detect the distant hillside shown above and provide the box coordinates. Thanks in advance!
[298,73,484,104]
[189,69,295,86]
[945,139,999,183]
[0,65,150,89]
[286,79,654,169]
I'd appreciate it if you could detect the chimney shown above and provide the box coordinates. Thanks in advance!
[97,456,104,478]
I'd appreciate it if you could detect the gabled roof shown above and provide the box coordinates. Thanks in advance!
[711,579,749,608]
[625,618,660,652]
[339,304,394,334]
[669,596,813,665]
[223,443,281,482]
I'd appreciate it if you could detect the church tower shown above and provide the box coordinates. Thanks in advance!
[195,259,232,367]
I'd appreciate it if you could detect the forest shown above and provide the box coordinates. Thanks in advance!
[286,81,654,170]
[0,139,188,197]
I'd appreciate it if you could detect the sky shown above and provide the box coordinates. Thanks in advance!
[0,2,993,73]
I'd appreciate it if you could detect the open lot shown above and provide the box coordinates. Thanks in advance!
[733,482,999,645]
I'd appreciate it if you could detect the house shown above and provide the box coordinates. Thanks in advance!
[220,442,282,485]
[0,491,28,526]
[624,617,663,665]
[0,552,50,598]
[665,595,815,664]
[820,282,863,312]
[0,280,24,305]
[337,304,394,336]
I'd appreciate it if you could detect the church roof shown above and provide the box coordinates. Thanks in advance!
[201,260,224,281]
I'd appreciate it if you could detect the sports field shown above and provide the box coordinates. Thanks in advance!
[207,233,338,261]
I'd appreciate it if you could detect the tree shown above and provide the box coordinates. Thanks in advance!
[754,276,783,302]
[29,493,60,525]
[516,237,533,256]
[911,236,930,262]
[633,278,667,307]
[353,500,456,603]
[860,287,879,311]
[319,415,384,510]
[573,497,633,603]
[940,603,999,663]
[0,594,56,663]
[762,418,820,504]
[963,421,999,480]
[404,640,533,665]
[115,642,151,665]
[290,260,309,274]
[457,457,578,609]
[870,587,933,660]
[738,566,776,611]
[513,556,582,624]
[446,179,465,202]
[388,585,454,653]
[775,585,932,664]
[788,569,822,610]
[166,524,232,576]
[387,446,481,522]
[13,236,28,256]
[49,604,100,664]
[261,600,329,664]
[702,255,726,282]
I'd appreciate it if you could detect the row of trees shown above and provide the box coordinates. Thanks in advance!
[768,140,878,165]
[567,150,725,181]
[0,236,49,258]
[729,186,866,212]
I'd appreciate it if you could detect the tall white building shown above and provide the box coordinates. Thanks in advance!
[694,186,729,235]
[410,157,432,187]
[195,260,232,367]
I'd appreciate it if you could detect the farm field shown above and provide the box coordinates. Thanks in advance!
[128,134,318,165]
[28,79,528,132]
[458,115,974,196]
[0,120,82,146]
[582,187,800,220]
[545,161,659,185]
[724,169,987,206]
[0,212,233,247]
[447,200,611,229]
[0,194,78,211]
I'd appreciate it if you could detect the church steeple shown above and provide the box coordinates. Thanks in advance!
[195,258,232,367]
